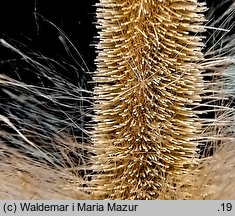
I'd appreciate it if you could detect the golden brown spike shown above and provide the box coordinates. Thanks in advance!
[92,0,207,199]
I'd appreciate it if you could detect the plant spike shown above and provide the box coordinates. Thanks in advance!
[92,0,207,199]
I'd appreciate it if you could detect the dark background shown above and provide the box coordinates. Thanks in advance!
[0,0,227,75]
[0,0,98,72]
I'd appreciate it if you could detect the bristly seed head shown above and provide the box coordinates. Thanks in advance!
[92,0,207,199]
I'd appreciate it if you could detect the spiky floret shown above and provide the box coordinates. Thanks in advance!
[92,0,206,199]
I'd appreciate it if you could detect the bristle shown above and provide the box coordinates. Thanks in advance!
[92,0,207,199]
[0,147,88,199]
[1,0,235,200]
[158,0,235,200]
[159,142,235,199]
[0,39,92,165]
[0,38,92,199]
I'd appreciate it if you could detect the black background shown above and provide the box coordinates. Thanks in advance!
[0,0,98,72]
[0,0,226,75]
